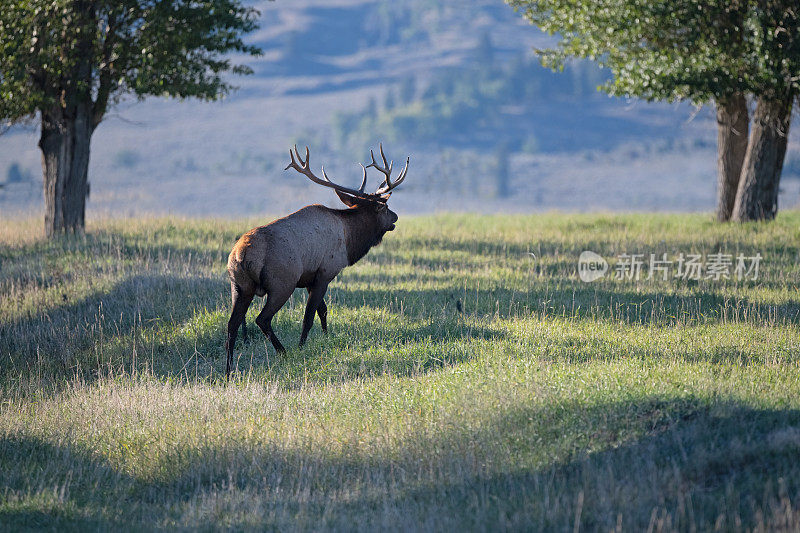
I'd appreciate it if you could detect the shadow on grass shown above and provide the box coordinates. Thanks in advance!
[215,301,508,385]
[1,272,509,387]
[390,235,799,265]
[329,284,800,325]
[2,398,798,530]
[0,227,226,258]
[4,266,798,389]
[393,402,800,531]
[0,274,225,378]
[0,434,138,531]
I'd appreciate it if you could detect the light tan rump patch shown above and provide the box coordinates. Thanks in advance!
[231,229,257,263]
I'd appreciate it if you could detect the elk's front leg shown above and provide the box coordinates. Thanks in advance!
[300,282,329,346]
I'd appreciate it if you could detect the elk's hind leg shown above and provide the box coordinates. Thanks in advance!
[255,285,293,355]
[307,287,328,333]
[300,282,329,346]
[226,282,254,377]
[318,300,328,333]
[240,298,263,342]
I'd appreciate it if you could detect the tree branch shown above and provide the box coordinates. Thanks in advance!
[93,11,118,128]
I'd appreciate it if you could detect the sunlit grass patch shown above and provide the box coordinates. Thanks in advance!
[1,211,800,530]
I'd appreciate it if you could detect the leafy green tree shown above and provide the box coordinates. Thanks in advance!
[0,0,261,235]
[507,0,800,221]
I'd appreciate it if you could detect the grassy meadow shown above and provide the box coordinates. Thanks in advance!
[1,212,799,531]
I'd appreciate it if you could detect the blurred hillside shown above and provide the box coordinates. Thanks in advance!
[1,0,799,217]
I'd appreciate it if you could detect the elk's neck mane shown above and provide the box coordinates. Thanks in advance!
[335,207,385,265]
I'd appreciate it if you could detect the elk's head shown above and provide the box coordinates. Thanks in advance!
[285,144,408,235]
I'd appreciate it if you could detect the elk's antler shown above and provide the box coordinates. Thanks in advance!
[285,145,376,199]
[367,143,409,195]
[285,144,409,200]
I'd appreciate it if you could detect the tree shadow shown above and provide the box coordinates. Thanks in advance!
[0,226,229,260]
[216,290,509,384]
[170,400,800,530]
[0,273,226,382]
[0,435,138,530]
[3,221,797,388]
[0,231,228,313]
[375,401,800,531]
[1,268,512,387]
[328,283,800,326]
[390,233,799,260]
[3,399,798,530]
[4,267,796,389]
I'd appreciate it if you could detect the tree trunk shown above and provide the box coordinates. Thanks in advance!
[38,0,97,237]
[732,95,793,222]
[715,93,749,222]
[769,114,790,214]
[39,104,93,236]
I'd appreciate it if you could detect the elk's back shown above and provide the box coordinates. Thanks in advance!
[227,205,348,296]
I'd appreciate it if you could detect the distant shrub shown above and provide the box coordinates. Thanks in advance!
[692,138,713,150]
[114,150,141,169]
[6,162,32,183]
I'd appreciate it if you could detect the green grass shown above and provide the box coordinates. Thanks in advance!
[1,212,799,531]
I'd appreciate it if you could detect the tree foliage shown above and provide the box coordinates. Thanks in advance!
[506,0,800,104]
[508,0,800,222]
[0,0,261,128]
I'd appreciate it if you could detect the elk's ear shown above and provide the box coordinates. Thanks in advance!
[335,190,360,208]
[379,192,392,203]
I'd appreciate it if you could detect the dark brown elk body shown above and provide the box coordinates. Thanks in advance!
[224,145,408,377]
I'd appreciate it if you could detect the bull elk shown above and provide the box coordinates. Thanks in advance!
[225,144,409,376]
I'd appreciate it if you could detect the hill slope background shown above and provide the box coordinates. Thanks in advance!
[1,0,799,217]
